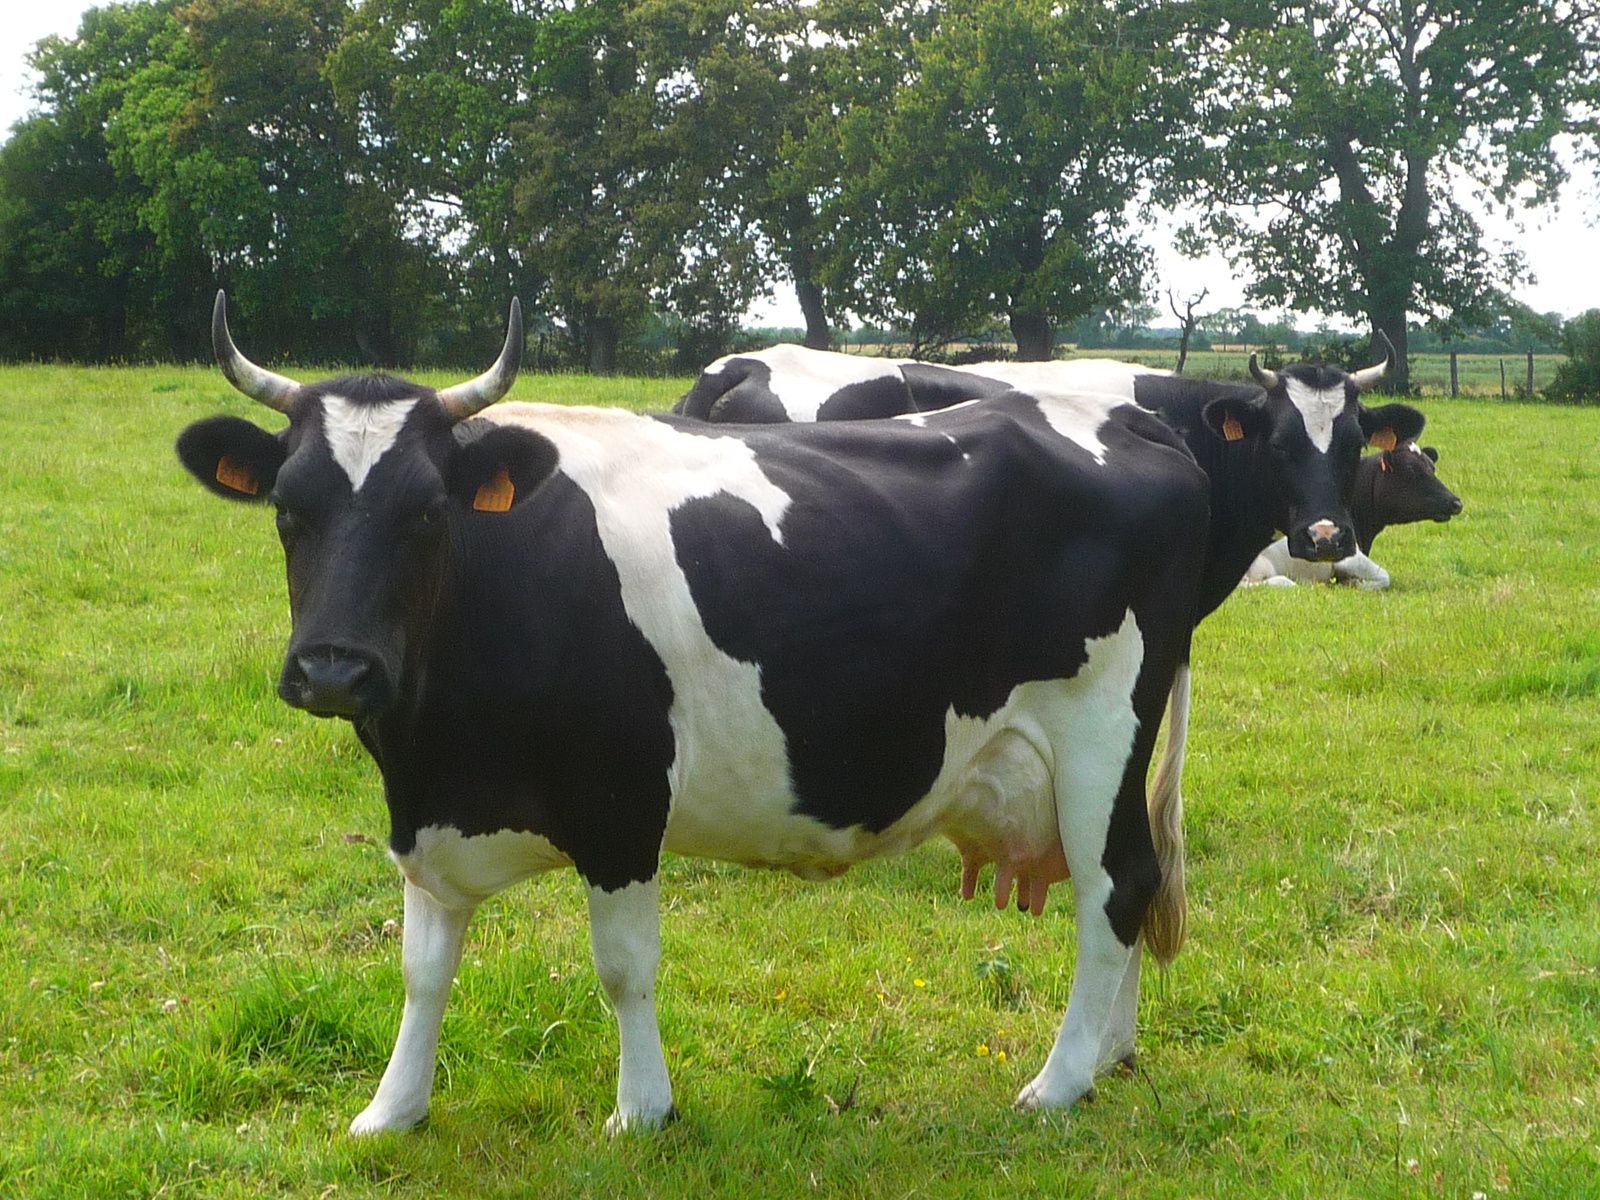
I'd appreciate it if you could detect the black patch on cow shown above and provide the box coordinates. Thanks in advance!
[900,364,1013,412]
[674,358,793,423]
[368,471,677,892]
[813,375,917,420]
[667,399,1186,836]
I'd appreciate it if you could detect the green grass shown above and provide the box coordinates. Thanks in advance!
[2,364,1598,1198]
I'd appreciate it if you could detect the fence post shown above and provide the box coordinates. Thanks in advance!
[1499,359,1507,402]
[1449,351,1458,398]
[1527,350,1535,396]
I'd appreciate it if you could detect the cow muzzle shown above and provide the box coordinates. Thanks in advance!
[279,647,394,719]
[1288,519,1356,563]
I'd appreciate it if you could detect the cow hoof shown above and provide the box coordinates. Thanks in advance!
[349,1103,427,1136]
[1014,1075,1093,1113]
[604,1104,678,1137]
[1097,1046,1137,1077]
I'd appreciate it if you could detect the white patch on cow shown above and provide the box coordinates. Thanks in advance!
[952,358,1165,393]
[1024,389,1132,466]
[895,397,984,422]
[1242,537,1391,589]
[322,394,419,492]
[719,343,908,422]
[397,824,571,909]
[1282,378,1347,453]
[486,403,797,841]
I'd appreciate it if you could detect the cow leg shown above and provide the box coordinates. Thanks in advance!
[1097,941,1142,1074]
[350,880,474,1135]
[1017,614,1165,1112]
[587,876,674,1134]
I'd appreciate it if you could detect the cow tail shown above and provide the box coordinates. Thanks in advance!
[1142,664,1190,965]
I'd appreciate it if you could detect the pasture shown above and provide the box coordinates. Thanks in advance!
[2,365,1597,1198]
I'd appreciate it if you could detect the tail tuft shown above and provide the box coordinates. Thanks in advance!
[1142,666,1190,963]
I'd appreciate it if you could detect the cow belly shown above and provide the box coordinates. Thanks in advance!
[658,705,1059,881]
[659,615,1143,891]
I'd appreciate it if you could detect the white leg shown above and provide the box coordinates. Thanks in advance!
[1016,865,1135,1111]
[350,880,473,1135]
[1097,940,1142,1074]
[587,877,674,1134]
[1017,613,1145,1112]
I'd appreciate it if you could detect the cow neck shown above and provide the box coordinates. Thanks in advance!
[1169,408,1278,622]
[1352,456,1385,555]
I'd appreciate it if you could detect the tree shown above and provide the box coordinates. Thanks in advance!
[1546,309,1600,404]
[0,1,184,360]
[1167,287,1209,373]
[812,0,1166,358]
[1174,0,1600,392]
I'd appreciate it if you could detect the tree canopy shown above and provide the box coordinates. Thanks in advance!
[1,0,1596,372]
[1169,0,1600,390]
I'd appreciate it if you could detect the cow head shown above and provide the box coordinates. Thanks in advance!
[1373,443,1463,525]
[176,292,551,721]
[1199,334,1425,561]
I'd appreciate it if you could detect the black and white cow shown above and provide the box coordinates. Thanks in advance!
[177,293,1213,1134]
[681,345,1426,622]
[678,344,1425,980]
[1244,443,1463,589]
[674,343,1133,423]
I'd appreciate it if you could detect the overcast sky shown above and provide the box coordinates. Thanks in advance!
[5,4,1598,327]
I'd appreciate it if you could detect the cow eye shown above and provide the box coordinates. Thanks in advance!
[274,507,304,538]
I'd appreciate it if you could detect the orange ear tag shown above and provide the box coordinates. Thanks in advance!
[473,467,515,513]
[1222,414,1245,442]
[1369,427,1398,451]
[215,455,259,495]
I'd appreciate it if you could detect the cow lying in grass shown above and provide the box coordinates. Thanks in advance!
[1243,443,1462,589]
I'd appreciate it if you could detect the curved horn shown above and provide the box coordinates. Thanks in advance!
[1350,328,1395,390]
[438,298,523,420]
[212,290,301,414]
[1248,352,1280,391]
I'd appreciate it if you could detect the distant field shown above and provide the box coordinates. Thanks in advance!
[2,365,1597,1198]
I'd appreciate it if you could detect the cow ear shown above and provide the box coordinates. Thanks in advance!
[448,422,558,513]
[1421,445,1439,463]
[1359,402,1425,449]
[1201,394,1268,444]
[176,416,286,502]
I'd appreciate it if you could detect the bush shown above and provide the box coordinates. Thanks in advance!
[1544,310,1600,405]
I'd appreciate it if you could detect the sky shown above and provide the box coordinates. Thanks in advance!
[4,3,1598,328]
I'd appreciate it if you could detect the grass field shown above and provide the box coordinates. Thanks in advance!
[2,365,1598,1198]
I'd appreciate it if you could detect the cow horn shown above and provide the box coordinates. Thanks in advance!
[213,290,301,414]
[1350,329,1395,390]
[437,298,523,420]
[1248,353,1279,391]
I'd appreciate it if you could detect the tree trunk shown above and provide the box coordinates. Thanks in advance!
[1368,302,1410,394]
[1009,309,1054,361]
[587,316,620,375]
[796,279,830,350]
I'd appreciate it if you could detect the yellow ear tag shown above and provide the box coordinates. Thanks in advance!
[215,455,259,495]
[1369,427,1398,451]
[473,467,515,513]
[1222,414,1245,442]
